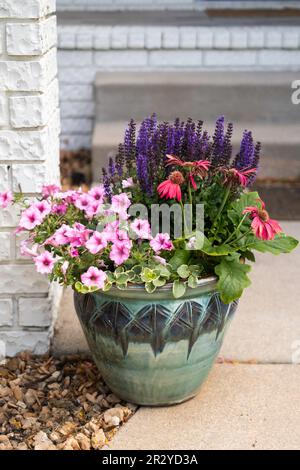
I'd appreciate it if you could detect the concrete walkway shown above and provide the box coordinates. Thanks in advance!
[53,222,300,450]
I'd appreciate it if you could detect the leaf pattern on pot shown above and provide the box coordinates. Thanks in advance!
[74,292,238,358]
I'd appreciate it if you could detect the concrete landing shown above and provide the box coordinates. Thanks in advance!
[109,364,300,450]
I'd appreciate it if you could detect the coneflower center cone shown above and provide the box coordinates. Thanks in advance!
[169,171,185,185]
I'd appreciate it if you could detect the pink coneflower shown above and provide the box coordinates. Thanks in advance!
[150,233,174,253]
[85,231,108,254]
[81,266,106,289]
[131,219,151,239]
[0,190,13,209]
[223,168,257,187]
[165,154,211,176]
[34,252,55,274]
[42,184,60,198]
[109,242,131,265]
[19,206,43,230]
[243,201,282,241]
[157,171,184,202]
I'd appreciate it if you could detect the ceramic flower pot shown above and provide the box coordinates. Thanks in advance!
[74,277,238,406]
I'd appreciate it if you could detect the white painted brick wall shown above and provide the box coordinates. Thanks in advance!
[0,0,55,19]
[6,16,57,56]
[0,299,13,327]
[0,48,57,92]
[0,232,11,261]
[19,297,52,327]
[0,1,60,357]
[9,79,59,128]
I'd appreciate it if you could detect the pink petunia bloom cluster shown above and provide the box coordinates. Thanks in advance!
[0,183,177,291]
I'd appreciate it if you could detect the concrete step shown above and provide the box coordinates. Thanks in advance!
[95,71,299,124]
[91,120,300,180]
[109,364,300,450]
[53,222,300,365]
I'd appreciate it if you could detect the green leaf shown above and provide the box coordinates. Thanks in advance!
[201,237,236,256]
[145,282,156,293]
[115,273,129,284]
[141,267,159,283]
[169,250,191,271]
[188,275,198,289]
[177,264,190,279]
[153,277,166,287]
[242,250,256,263]
[245,234,298,255]
[172,280,186,299]
[228,191,260,226]
[103,281,112,292]
[74,281,99,294]
[215,254,252,304]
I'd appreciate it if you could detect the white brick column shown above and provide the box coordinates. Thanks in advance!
[0,1,61,356]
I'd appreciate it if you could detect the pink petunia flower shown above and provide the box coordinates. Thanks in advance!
[85,231,108,254]
[85,201,102,219]
[0,190,13,209]
[153,255,167,265]
[20,240,39,258]
[34,200,51,218]
[111,193,131,220]
[59,189,81,204]
[122,177,134,189]
[50,224,71,246]
[103,220,119,238]
[243,201,282,241]
[61,260,69,275]
[42,184,61,198]
[19,206,43,230]
[131,218,151,239]
[74,193,93,212]
[70,247,79,257]
[34,251,55,274]
[110,229,132,248]
[150,233,174,253]
[89,185,105,203]
[52,203,67,215]
[109,242,131,265]
[65,224,91,247]
[81,266,106,289]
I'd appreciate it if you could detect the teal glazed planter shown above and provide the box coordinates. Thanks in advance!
[74,277,238,406]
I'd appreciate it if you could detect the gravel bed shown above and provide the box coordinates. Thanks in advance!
[0,353,136,451]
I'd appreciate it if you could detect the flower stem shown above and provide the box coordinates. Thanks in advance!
[187,180,193,206]
[229,228,253,246]
[224,214,247,245]
[211,186,231,239]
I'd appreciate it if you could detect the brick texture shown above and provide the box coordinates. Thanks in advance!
[0,1,60,356]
